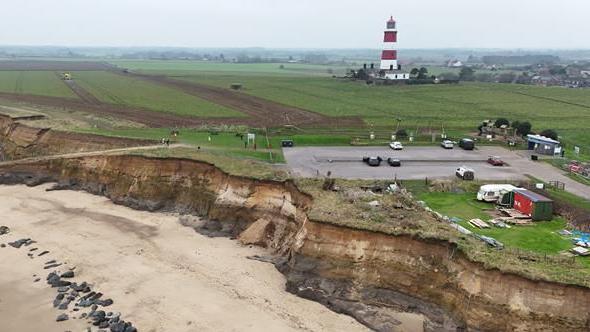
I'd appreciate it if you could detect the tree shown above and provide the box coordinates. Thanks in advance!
[459,67,475,81]
[494,118,510,128]
[417,67,429,79]
[410,68,419,77]
[395,129,408,139]
[513,121,532,136]
[539,129,559,140]
[548,66,566,76]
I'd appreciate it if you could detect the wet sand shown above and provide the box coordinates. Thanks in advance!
[0,184,423,331]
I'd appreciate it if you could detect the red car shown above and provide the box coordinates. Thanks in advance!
[487,156,504,166]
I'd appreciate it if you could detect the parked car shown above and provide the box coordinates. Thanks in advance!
[440,140,454,149]
[487,156,504,166]
[363,156,382,167]
[389,141,403,150]
[456,166,475,180]
[459,138,475,150]
[387,158,401,167]
[281,139,294,147]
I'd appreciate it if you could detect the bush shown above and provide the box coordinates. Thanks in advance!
[494,118,510,128]
[515,121,532,136]
[539,129,559,140]
[396,129,408,138]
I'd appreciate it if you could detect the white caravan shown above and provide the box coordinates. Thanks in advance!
[477,184,518,202]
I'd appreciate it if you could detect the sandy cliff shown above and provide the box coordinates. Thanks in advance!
[1,155,589,331]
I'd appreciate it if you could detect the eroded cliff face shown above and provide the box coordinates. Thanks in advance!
[0,114,151,160]
[1,155,589,332]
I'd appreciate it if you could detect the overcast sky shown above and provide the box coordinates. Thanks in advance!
[1,0,588,49]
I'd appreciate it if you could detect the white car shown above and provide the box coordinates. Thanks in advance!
[389,141,403,150]
[440,140,454,149]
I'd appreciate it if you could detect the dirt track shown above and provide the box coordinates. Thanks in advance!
[61,78,102,105]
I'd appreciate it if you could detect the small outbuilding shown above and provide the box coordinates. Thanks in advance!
[508,189,553,221]
[527,134,561,156]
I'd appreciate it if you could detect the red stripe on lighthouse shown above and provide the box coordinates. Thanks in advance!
[384,31,397,42]
[381,50,397,60]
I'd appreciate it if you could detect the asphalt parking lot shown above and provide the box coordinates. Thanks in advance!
[283,146,522,180]
[283,145,590,200]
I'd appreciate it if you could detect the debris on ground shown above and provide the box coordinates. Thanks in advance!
[0,225,9,236]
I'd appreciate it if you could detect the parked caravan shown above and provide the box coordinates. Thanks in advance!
[477,184,517,202]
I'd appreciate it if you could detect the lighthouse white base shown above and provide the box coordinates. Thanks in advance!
[380,59,398,70]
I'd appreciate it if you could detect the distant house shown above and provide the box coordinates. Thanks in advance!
[531,75,560,86]
[447,60,463,68]
[527,134,561,155]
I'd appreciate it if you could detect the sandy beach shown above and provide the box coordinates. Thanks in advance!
[0,184,371,332]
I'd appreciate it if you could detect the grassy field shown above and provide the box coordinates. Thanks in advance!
[416,192,573,254]
[109,60,352,77]
[74,127,284,163]
[0,60,589,159]
[176,74,590,129]
[0,71,77,98]
[72,71,243,118]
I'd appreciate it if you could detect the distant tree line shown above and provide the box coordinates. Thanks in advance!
[478,117,558,140]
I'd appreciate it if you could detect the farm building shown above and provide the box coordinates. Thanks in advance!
[527,134,561,155]
[508,189,553,221]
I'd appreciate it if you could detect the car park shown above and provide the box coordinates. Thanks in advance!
[456,166,475,180]
[487,156,504,166]
[363,156,382,167]
[389,141,403,150]
[459,138,475,150]
[387,158,401,167]
[440,140,454,149]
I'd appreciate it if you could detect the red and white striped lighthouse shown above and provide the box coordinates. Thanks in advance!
[380,16,399,71]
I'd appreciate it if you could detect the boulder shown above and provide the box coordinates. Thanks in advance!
[56,313,69,322]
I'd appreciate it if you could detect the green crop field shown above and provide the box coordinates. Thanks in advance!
[72,71,243,118]
[0,71,77,98]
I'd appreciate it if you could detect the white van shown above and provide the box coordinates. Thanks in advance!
[477,184,517,202]
[455,166,475,180]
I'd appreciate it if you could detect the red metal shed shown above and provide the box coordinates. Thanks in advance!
[512,189,553,221]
